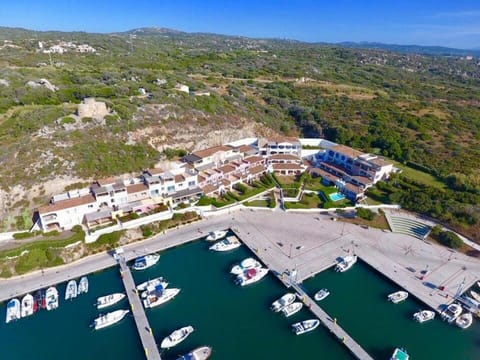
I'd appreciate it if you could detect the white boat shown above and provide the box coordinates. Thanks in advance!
[78,276,89,294]
[314,289,330,301]
[5,298,20,323]
[132,253,160,270]
[388,291,409,304]
[65,280,78,300]
[177,346,212,360]
[291,319,320,335]
[456,312,473,329]
[441,303,463,323]
[235,267,269,286]
[45,287,59,311]
[230,257,262,275]
[96,293,126,309]
[21,294,35,318]
[470,290,480,303]
[413,310,435,323]
[141,282,169,298]
[143,288,181,309]
[334,255,357,272]
[136,277,168,291]
[271,293,296,312]
[391,348,409,360]
[477,281,480,289]
[209,236,241,252]
[160,326,194,348]
[282,302,303,317]
[92,309,130,330]
[205,230,228,241]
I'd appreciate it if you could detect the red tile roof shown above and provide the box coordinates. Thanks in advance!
[243,155,265,164]
[329,144,364,159]
[192,145,232,159]
[38,194,96,214]
[269,154,301,161]
[272,163,304,170]
[126,184,149,194]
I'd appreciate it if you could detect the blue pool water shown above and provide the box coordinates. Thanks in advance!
[329,192,346,202]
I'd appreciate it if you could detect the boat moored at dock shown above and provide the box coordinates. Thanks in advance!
[388,291,409,304]
[335,255,357,272]
[291,319,320,335]
[271,293,296,312]
[132,253,160,271]
[78,276,89,294]
[230,257,262,275]
[160,325,194,348]
[143,288,180,308]
[314,289,330,301]
[65,280,78,300]
[20,294,35,318]
[441,303,463,323]
[205,230,228,241]
[413,310,435,323]
[282,302,303,317]
[5,298,20,323]
[456,312,473,329]
[92,309,130,330]
[235,267,269,286]
[177,346,212,360]
[136,277,168,292]
[209,236,241,252]
[96,293,126,309]
[45,287,59,311]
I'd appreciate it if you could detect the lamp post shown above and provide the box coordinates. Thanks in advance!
[289,243,293,259]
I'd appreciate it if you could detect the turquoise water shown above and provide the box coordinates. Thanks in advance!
[329,192,346,202]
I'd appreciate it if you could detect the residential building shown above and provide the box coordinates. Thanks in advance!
[263,136,301,157]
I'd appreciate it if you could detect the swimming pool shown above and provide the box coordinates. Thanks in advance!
[329,192,346,202]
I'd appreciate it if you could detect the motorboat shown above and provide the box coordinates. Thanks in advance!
[143,288,180,309]
[388,291,409,304]
[209,236,241,252]
[136,277,168,292]
[177,346,212,360]
[314,289,330,301]
[456,312,473,329]
[282,302,303,317]
[96,293,126,309]
[230,257,262,275]
[141,283,169,299]
[78,276,89,294]
[160,326,194,348]
[205,230,228,241]
[65,279,78,300]
[132,253,160,270]
[34,289,45,311]
[334,255,357,272]
[390,348,409,360]
[45,287,59,311]
[271,293,296,312]
[470,290,480,303]
[92,309,130,330]
[441,303,463,323]
[235,267,269,286]
[291,319,320,335]
[5,298,20,323]
[21,294,35,318]
[413,310,435,323]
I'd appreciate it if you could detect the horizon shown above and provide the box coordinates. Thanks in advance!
[1,1,480,49]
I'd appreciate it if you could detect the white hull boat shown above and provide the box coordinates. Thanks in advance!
[335,255,357,272]
[143,288,181,309]
[160,326,194,348]
[413,310,435,323]
[21,294,35,318]
[230,257,262,275]
[441,303,463,323]
[45,287,59,311]
[5,298,20,323]
[141,282,169,298]
[271,293,296,312]
[205,230,228,241]
[456,312,473,329]
[388,291,409,304]
[96,293,126,309]
[292,319,320,335]
[92,309,129,330]
[209,236,241,252]
[470,290,480,303]
[78,276,89,294]
[235,267,269,286]
[136,277,168,291]
[314,289,330,301]
[282,302,303,317]
[133,253,160,270]
[65,280,78,300]
[391,348,409,360]
[177,346,212,360]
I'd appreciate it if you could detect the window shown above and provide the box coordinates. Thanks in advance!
[188,181,196,187]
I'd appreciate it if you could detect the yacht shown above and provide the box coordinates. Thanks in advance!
[160,326,194,348]
[291,319,320,335]
[209,236,241,252]
[456,312,473,329]
[177,346,212,360]
[45,287,59,311]
[78,276,89,294]
[441,303,463,323]
[230,257,262,275]
[92,309,130,330]
[143,288,181,309]
[235,267,269,286]
[132,253,160,270]
[413,310,435,323]
[335,255,357,272]
[21,294,35,318]
[314,289,330,301]
[388,291,409,304]
[5,298,20,323]
[141,283,169,298]
[65,279,78,300]
[470,290,480,303]
[271,293,296,312]
[282,302,303,317]
[96,293,126,309]
[390,348,409,360]
[136,277,168,291]
[205,230,228,241]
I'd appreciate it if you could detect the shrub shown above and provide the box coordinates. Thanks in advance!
[356,207,375,221]
[42,230,60,237]
[141,225,153,238]
[88,231,124,250]
[61,116,75,125]
[71,225,83,233]
[437,231,463,249]
[13,231,35,240]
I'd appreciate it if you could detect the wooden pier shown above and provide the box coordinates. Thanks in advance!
[118,256,161,360]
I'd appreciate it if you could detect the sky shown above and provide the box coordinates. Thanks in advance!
[1,0,480,49]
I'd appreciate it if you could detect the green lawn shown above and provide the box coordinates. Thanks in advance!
[284,192,323,209]
[392,160,445,189]
[244,200,269,207]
